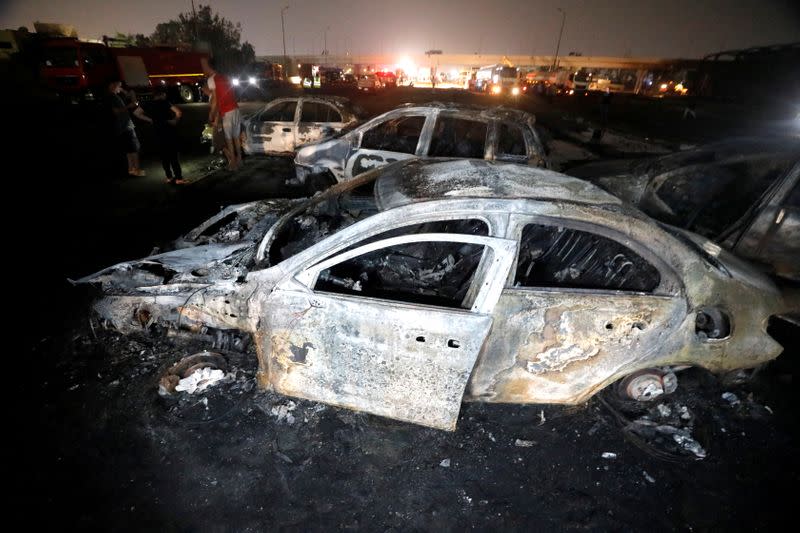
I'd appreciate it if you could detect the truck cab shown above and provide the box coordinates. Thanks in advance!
[39,38,116,100]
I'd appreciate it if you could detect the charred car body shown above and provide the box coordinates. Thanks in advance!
[242,96,359,156]
[568,138,800,281]
[292,103,549,192]
[78,159,788,431]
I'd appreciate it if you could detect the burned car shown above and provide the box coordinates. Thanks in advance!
[242,96,359,156]
[292,102,549,192]
[77,159,790,431]
[568,138,800,280]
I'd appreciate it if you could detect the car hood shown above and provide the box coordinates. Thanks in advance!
[73,243,254,292]
[174,198,304,249]
[76,199,305,293]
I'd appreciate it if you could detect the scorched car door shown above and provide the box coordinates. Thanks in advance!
[264,233,516,430]
[296,101,345,148]
[468,221,685,404]
[344,115,428,178]
[252,100,297,153]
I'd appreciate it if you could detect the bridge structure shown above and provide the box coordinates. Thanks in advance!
[258,52,696,94]
[259,52,685,77]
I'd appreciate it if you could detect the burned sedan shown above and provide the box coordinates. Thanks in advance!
[292,102,549,192]
[242,96,359,156]
[568,138,800,280]
[77,159,789,431]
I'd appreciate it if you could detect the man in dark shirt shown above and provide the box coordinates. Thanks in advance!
[134,87,185,184]
[107,79,145,176]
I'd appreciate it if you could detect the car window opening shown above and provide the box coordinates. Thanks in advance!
[315,241,486,309]
[429,117,487,158]
[515,223,660,292]
[654,157,794,239]
[261,101,297,122]
[361,116,425,154]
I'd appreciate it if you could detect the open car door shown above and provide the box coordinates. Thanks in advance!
[263,233,516,430]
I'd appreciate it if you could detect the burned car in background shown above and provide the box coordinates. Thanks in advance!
[77,159,790,431]
[292,103,550,192]
[568,138,800,281]
[242,96,360,156]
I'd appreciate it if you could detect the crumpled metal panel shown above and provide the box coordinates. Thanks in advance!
[265,291,493,430]
[467,290,685,404]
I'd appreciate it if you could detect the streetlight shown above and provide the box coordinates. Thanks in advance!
[323,26,330,56]
[280,5,289,76]
[551,8,566,72]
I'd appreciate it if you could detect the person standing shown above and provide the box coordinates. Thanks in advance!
[107,79,145,176]
[134,87,185,185]
[202,57,241,171]
[599,87,612,125]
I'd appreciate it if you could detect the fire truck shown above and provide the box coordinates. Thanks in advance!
[38,29,208,103]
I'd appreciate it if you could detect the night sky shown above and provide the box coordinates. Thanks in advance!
[2,0,798,58]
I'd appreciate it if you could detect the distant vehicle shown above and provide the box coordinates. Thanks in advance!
[375,71,397,88]
[232,61,283,99]
[38,35,208,103]
[568,138,800,281]
[293,102,549,192]
[474,64,521,96]
[357,74,383,92]
[242,96,359,156]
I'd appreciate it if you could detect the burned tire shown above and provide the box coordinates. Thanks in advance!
[306,171,336,195]
[178,85,196,103]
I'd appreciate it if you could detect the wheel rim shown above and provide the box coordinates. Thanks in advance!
[179,86,193,102]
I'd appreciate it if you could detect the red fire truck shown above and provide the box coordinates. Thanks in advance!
[39,35,208,103]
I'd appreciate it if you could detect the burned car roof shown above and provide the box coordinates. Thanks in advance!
[397,101,536,124]
[375,159,621,210]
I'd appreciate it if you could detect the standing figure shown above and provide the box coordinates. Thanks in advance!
[107,79,144,177]
[599,87,612,125]
[202,57,241,171]
[135,87,185,185]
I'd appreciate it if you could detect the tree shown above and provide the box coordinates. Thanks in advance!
[112,32,153,47]
[150,4,255,72]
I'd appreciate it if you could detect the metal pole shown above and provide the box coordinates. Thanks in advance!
[551,8,566,71]
[280,6,289,77]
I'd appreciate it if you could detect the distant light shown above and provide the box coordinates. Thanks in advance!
[659,83,668,91]
[491,85,501,94]
[289,75,301,84]
[249,76,257,85]
[568,89,574,95]
[232,78,240,86]
[511,87,520,96]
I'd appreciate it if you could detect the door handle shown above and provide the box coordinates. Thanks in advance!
[282,127,291,132]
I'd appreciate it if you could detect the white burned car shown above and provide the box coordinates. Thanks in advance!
[78,159,790,431]
[242,96,359,156]
[292,103,549,192]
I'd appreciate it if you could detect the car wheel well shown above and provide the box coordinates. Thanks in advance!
[306,170,336,195]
